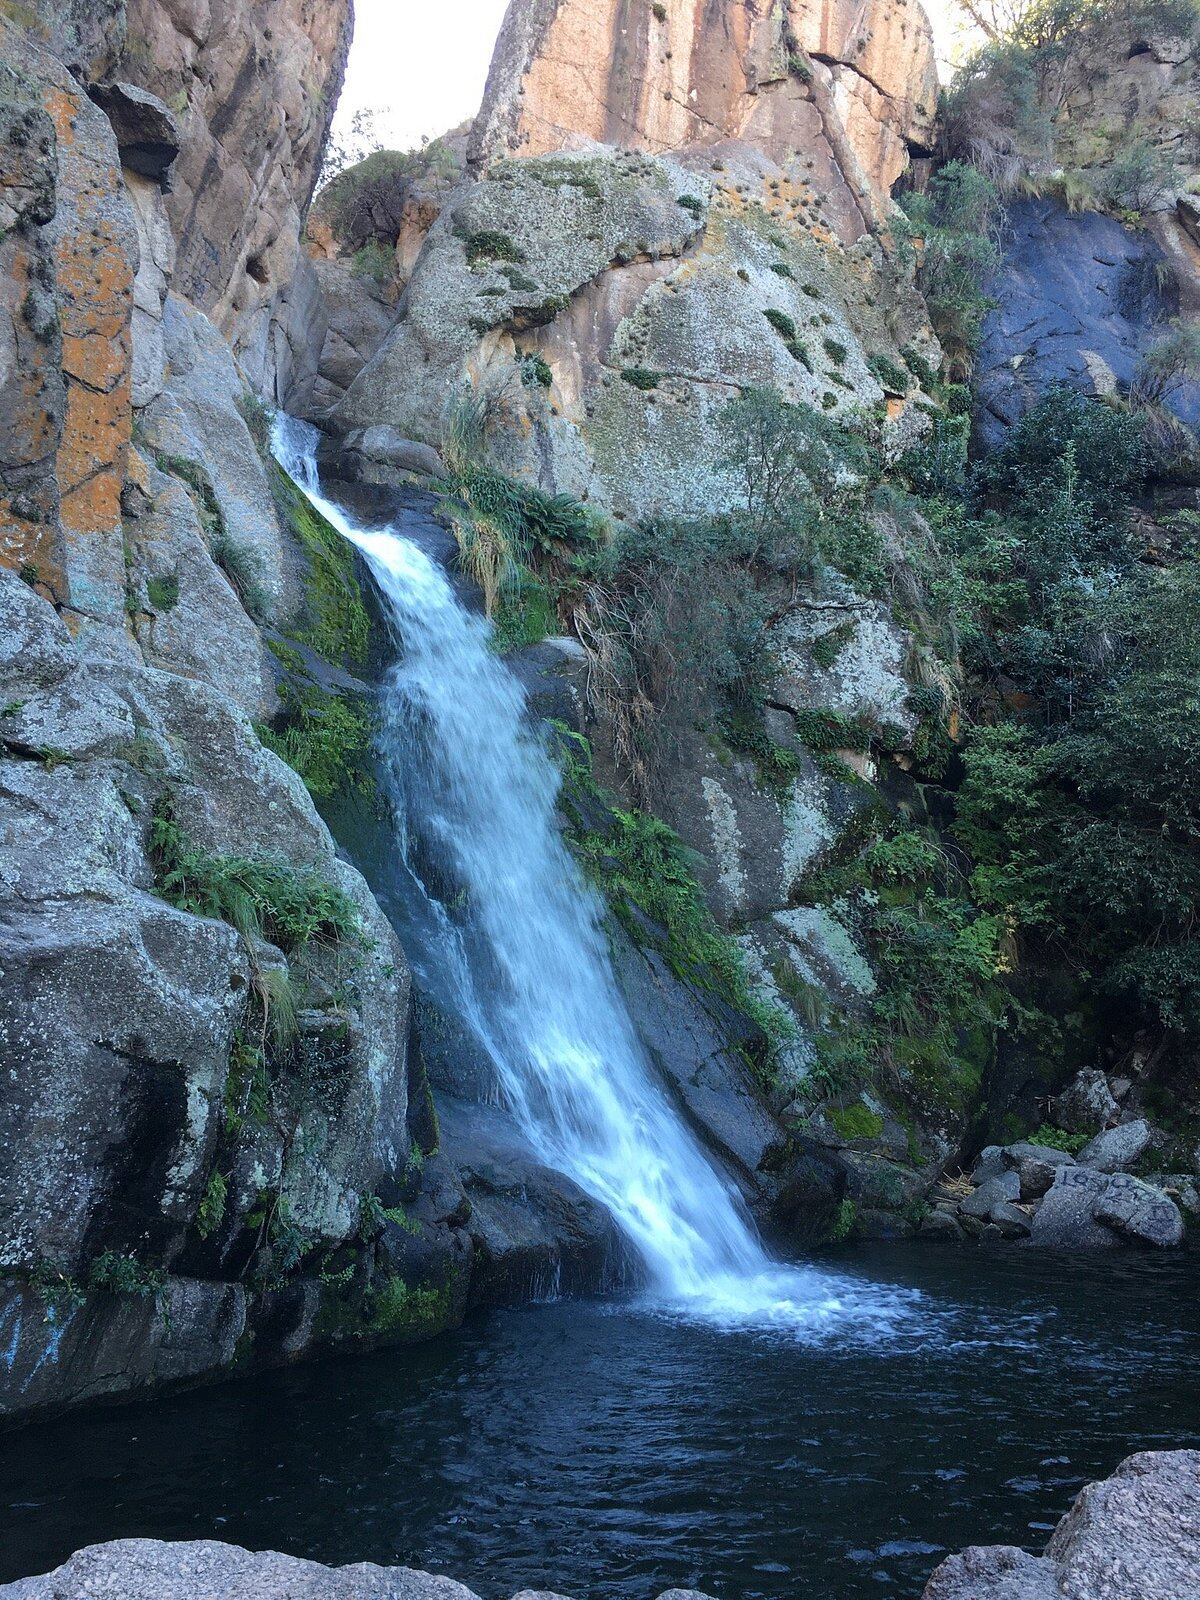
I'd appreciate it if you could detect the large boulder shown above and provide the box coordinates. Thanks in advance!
[1078,1119,1151,1174]
[1028,1167,1120,1250]
[1030,1165,1183,1249]
[0,1541,486,1600]
[923,1450,1200,1599]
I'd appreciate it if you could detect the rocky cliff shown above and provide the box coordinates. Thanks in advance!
[319,0,942,519]
[0,0,860,1421]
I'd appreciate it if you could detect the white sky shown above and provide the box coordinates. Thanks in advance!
[334,0,512,154]
[333,0,967,158]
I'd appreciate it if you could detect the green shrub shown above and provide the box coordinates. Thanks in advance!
[620,366,661,390]
[897,163,1000,377]
[350,240,395,283]
[518,350,554,389]
[1028,1124,1089,1154]
[196,1170,228,1239]
[764,307,798,340]
[88,1253,166,1299]
[867,352,910,395]
[461,228,524,267]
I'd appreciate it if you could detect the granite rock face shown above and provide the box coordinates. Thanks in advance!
[118,0,354,397]
[0,1540,721,1600]
[472,0,938,237]
[923,1450,1200,1599]
[975,198,1200,449]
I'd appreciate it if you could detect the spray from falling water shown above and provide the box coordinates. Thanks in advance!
[275,418,922,1337]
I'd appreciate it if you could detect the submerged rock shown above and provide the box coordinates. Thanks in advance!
[923,1450,1200,1599]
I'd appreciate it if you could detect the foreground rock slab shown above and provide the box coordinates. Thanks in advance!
[923,1450,1200,1599]
[0,1540,718,1600]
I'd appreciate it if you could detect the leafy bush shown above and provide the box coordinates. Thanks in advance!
[518,350,554,389]
[620,366,661,390]
[897,163,1001,376]
[1028,1124,1089,1154]
[461,228,524,267]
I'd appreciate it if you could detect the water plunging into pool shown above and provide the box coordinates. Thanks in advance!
[274,418,919,1338]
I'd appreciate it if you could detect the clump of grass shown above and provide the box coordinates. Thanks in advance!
[149,800,361,952]
[258,685,374,801]
[146,573,179,612]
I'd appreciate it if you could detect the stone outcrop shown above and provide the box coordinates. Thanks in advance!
[328,145,938,521]
[472,0,938,238]
[923,1450,1200,1599]
[926,1138,1186,1248]
[975,198,1200,449]
[308,0,941,519]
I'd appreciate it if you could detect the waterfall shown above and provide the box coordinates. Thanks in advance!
[275,420,920,1335]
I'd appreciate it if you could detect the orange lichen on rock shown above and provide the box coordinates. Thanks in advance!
[42,80,136,629]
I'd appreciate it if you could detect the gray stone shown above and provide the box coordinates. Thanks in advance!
[1050,1066,1120,1135]
[970,1145,1006,1185]
[989,1201,1033,1238]
[922,1545,1061,1599]
[92,82,182,181]
[923,1450,1200,1599]
[1148,1174,1200,1215]
[1078,1118,1151,1174]
[347,426,446,479]
[961,1171,1020,1218]
[1029,1167,1118,1249]
[0,1540,484,1600]
[0,1280,246,1421]
[1046,1449,1200,1597]
[438,1098,632,1306]
[919,1209,964,1241]
[976,200,1200,451]
[1094,1173,1184,1248]
[1009,1150,1076,1203]
[1000,1142,1076,1170]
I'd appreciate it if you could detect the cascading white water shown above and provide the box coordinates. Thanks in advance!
[276,419,921,1335]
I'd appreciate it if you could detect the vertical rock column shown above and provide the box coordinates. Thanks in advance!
[0,22,138,652]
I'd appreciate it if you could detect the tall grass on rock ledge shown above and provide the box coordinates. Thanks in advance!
[440,388,602,629]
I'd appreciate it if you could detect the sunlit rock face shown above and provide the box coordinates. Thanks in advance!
[472,0,939,241]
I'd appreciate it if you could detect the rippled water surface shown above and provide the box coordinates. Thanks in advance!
[2,1245,1198,1599]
